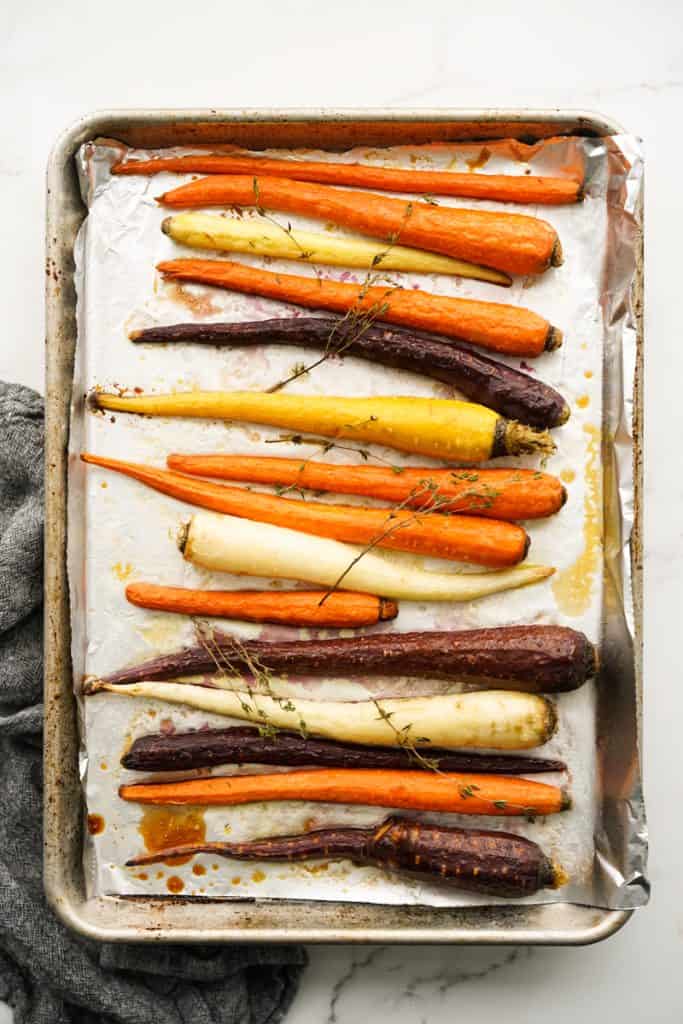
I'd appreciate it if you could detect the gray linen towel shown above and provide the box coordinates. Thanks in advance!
[0,381,307,1024]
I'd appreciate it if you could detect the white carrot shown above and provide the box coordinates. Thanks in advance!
[87,683,556,751]
[180,511,553,603]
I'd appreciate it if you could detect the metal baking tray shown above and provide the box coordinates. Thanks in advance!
[44,108,642,945]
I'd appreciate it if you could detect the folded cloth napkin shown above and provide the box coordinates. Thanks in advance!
[0,382,306,1024]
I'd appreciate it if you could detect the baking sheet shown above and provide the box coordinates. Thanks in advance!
[68,135,646,908]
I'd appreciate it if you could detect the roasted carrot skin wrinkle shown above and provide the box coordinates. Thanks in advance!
[157,175,562,277]
[119,768,569,816]
[103,625,596,693]
[122,725,567,775]
[125,815,563,898]
[126,583,397,627]
[112,151,582,205]
[92,391,554,463]
[80,452,530,567]
[168,456,567,521]
[156,258,560,358]
[132,318,570,429]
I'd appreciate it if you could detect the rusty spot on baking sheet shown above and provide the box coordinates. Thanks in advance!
[87,814,105,835]
[139,807,206,866]
[552,424,601,617]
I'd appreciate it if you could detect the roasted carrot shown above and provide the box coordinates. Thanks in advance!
[87,684,558,750]
[92,391,555,462]
[81,452,530,567]
[104,625,596,693]
[122,725,567,774]
[119,768,570,816]
[112,151,582,205]
[132,317,570,429]
[125,583,397,627]
[157,176,562,277]
[179,512,553,603]
[124,815,565,898]
[167,456,567,521]
[161,213,511,286]
[156,259,560,358]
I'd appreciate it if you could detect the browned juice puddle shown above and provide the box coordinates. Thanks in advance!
[167,281,219,317]
[139,807,206,866]
[552,425,601,616]
[167,875,185,894]
[466,147,491,171]
[560,469,576,484]
[112,561,134,581]
[87,814,105,835]
[192,863,207,876]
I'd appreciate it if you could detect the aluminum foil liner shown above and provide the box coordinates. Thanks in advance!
[68,134,647,909]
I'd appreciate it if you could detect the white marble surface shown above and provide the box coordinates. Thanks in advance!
[1,0,681,1020]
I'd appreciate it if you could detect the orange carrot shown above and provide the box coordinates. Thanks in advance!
[158,175,562,277]
[112,151,582,205]
[126,582,397,627]
[81,453,529,567]
[156,259,559,357]
[119,768,569,816]
[167,455,566,521]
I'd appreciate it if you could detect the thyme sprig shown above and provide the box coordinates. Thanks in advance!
[193,621,309,739]
[370,698,443,773]
[264,198,416,393]
[251,177,314,260]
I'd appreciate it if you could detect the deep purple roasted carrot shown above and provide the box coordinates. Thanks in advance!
[122,725,566,774]
[125,815,565,898]
[130,317,569,429]
[104,625,597,693]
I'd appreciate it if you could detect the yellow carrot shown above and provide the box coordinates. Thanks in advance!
[93,391,554,463]
[162,213,511,286]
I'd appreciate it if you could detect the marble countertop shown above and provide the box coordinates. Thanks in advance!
[1,0,680,1019]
